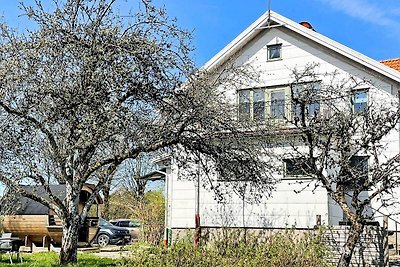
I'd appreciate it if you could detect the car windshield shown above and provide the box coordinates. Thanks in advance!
[99,218,114,227]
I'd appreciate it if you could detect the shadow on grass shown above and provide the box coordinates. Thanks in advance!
[0,252,118,267]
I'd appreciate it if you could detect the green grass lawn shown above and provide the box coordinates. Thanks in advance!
[0,252,118,267]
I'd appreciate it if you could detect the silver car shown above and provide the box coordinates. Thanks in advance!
[109,219,141,242]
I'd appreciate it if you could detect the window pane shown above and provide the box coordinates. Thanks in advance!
[239,90,250,103]
[253,89,265,121]
[253,89,264,102]
[119,221,129,227]
[271,91,285,119]
[293,103,302,120]
[268,44,281,59]
[129,221,140,227]
[291,82,320,119]
[353,91,368,112]
[308,102,320,117]
[239,90,251,120]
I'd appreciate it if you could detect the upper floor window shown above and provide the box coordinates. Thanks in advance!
[253,89,265,121]
[267,44,282,60]
[270,90,285,119]
[291,82,321,121]
[238,86,289,121]
[352,90,368,113]
[239,90,251,121]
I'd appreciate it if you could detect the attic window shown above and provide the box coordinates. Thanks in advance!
[267,44,282,60]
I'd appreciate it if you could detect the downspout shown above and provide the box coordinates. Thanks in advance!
[194,162,201,247]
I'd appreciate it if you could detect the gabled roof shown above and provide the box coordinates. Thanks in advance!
[381,58,400,72]
[204,11,400,84]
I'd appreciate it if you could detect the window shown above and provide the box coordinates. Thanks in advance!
[129,221,141,227]
[291,82,321,121]
[238,86,290,122]
[284,158,314,177]
[352,90,368,113]
[270,90,285,119]
[118,221,129,227]
[239,90,251,120]
[253,89,265,121]
[267,44,282,60]
[349,156,368,186]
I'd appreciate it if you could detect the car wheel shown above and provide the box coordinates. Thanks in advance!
[97,234,110,247]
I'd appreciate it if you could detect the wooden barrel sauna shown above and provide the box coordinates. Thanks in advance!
[3,184,102,247]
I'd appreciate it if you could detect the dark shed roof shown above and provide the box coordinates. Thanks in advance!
[7,184,102,215]
[16,185,66,215]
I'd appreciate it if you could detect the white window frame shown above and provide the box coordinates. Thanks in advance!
[267,44,282,61]
[351,89,369,113]
[237,85,291,122]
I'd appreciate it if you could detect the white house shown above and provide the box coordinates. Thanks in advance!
[155,11,400,240]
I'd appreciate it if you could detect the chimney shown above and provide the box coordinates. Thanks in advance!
[299,21,316,31]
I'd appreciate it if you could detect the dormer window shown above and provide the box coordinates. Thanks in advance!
[267,44,282,60]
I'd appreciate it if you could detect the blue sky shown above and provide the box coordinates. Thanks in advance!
[1,0,399,66]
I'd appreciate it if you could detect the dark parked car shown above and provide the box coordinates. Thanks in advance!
[96,218,131,247]
[110,219,141,241]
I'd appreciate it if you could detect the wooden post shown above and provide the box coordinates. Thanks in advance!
[316,215,321,227]
[396,222,398,255]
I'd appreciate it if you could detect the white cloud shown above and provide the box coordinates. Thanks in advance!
[319,0,400,28]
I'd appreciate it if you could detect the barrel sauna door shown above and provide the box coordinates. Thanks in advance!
[78,225,89,242]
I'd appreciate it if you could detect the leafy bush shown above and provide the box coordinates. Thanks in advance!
[134,191,165,245]
[107,189,165,245]
[119,229,333,267]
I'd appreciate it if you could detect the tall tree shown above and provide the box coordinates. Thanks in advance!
[276,64,400,267]
[0,0,274,264]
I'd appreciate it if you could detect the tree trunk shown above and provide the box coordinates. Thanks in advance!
[59,183,81,265]
[136,178,147,198]
[102,179,112,220]
[60,222,80,265]
[337,221,364,267]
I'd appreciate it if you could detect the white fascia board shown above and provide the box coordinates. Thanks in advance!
[203,12,270,70]
[203,10,400,84]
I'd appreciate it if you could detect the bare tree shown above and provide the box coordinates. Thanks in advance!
[102,155,155,220]
[275,64,400,267]
[0,0,274,264]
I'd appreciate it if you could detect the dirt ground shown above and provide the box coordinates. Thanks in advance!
[84,245,131,259]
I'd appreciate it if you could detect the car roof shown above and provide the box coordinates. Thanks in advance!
[110,219,132,222]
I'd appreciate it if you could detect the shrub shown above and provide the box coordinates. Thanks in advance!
[107,189,165,245]
[119,228,333,267]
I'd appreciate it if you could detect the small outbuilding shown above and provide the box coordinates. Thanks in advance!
[2,184,102,249]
